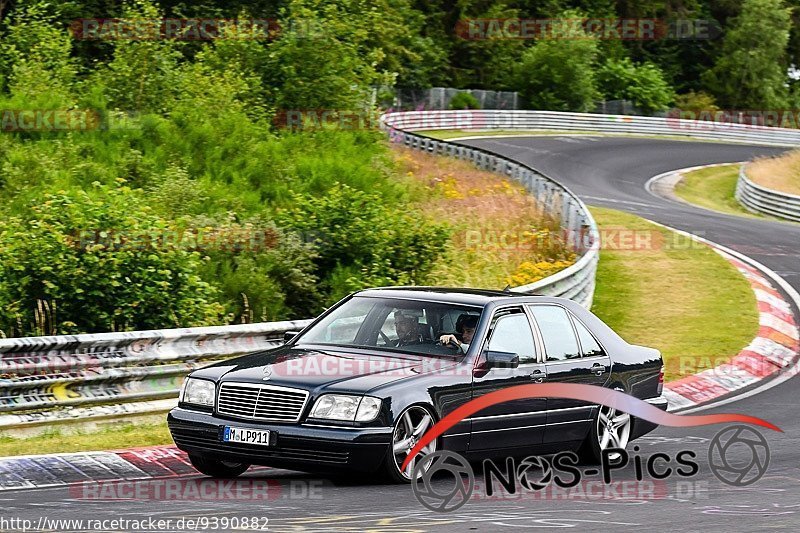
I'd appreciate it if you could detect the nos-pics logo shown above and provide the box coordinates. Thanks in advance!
[411,425,771,513]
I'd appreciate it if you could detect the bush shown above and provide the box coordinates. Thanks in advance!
[449,92,480,110]
[277,183,450,302]
[0,184,225,336]
[597,58,674,114]
[673,90,720,115]
[194,216,322,321]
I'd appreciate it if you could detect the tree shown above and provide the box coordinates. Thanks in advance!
[0,0,77,106]
[447,1,528,90]
[597,57,674,113]
[265,0,411,112]
[514,17,599,112]
[703,0,792,109]
[93,0,183,113]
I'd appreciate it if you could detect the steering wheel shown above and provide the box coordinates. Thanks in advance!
[378,330,392,346]
[437,336,464,354]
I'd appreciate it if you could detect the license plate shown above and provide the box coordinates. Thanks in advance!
[222,426,272,446]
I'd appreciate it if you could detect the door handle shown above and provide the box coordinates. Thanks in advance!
[591,363,606,376]
[530,369,545,383]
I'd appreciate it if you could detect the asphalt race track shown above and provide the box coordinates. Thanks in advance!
[5,136,800,532]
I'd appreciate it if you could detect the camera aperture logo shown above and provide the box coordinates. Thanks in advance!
[411,451,474,513]
[708,425,770,486]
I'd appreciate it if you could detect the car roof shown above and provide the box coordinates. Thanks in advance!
[355,286,560,307]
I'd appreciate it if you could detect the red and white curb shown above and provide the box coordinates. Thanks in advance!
[664,245,800,410]
[646,165,800,412]
[0,443,278,495]
[0,445,196,491]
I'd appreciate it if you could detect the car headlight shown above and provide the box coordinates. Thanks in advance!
[310,394,382,422]
[180,377,215,407]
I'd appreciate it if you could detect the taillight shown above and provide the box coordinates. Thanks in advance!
[657,365,664,395]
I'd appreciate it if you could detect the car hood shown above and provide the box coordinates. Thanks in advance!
[198,345,458,393]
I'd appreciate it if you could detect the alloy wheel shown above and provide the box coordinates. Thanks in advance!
[392,406,437,480]
[597,405,631,460]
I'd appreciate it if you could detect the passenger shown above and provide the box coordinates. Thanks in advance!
[439,314,478,351]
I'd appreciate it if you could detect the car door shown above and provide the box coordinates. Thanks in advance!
[468,306,548,452]
[528,304,612,443]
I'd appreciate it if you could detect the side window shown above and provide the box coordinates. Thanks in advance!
[529,306,580,361]
[487,311,537,364]
[572,316,605,357]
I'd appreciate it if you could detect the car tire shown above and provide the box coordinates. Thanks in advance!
[189,454,250,478]
[577,404,632,464]
[382,405,438,483]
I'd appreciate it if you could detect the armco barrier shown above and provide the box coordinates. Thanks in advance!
[382,116,600,306]
[0,320,311,429]
[382,109,800,147]
[736,165,800,223]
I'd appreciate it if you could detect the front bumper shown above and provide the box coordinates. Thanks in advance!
[168,407,393,473]
[631,394,669,439]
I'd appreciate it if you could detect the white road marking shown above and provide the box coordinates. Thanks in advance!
[581,195,656,208]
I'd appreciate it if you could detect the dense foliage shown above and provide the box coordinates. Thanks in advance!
[0,0,794,335]
[2,0,798,111]
[0,0,456,336]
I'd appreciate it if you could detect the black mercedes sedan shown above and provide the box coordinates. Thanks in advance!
[168,287,667,482]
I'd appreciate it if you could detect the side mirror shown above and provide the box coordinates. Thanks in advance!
[283,331,299,343]
[485,350,519,369]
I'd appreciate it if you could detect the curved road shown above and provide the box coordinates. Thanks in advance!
[5,136,800,532]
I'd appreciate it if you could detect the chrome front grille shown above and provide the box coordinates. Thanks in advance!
[217,382,309,422]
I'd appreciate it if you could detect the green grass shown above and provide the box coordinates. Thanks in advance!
[0,421,173,457]
[673,164,765,218]
[590,206,759,381]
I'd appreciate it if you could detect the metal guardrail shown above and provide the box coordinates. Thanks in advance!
[382,119,600,308]
[736,165,800,223]
[382,110,800,147]
[0,320,312,428]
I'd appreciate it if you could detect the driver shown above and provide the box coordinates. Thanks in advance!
[439,314,478,351]
[394,311,424,347]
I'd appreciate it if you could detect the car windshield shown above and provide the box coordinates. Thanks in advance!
[297,296,483,358]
